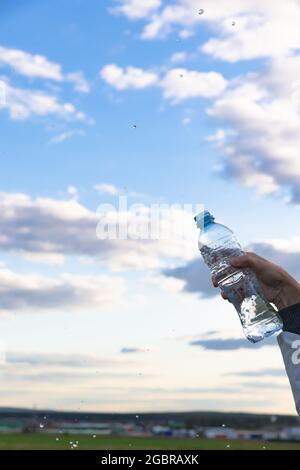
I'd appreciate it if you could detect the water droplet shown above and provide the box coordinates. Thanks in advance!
[39,424,44,429]
[198,9,204,15]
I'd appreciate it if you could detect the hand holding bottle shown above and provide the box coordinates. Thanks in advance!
[213,252,300,311]
[195,211,283,342]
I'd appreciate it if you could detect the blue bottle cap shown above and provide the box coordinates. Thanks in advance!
[194,210,215,228]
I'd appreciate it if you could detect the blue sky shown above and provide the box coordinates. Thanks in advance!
[0,0,300,414]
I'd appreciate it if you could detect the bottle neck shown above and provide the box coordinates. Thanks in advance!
[194,211,215,229]
[203,216,215,228]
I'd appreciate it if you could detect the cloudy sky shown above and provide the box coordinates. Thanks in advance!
[0,0,300,415]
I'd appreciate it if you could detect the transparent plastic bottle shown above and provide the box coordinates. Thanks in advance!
[194,210,283,343]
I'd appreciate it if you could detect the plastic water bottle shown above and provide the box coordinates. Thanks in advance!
[194,210,283,343]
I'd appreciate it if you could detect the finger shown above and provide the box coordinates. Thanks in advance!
[230,252,267,274]
[230,254,251,268]
[221,291,228,300]
[230,253,260,270]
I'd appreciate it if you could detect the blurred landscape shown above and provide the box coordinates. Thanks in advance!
[1,408,300,450]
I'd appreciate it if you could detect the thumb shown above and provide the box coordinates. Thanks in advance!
[230,252,262,274]
[230,254,251,268]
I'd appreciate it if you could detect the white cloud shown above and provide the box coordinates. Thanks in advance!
[200,0,300,62]
[100,64,227,103]
[112,0,161,19]
[50,130,85,144]
[140,1,201,40]
[6,351,128,368]
[258,237,300,254]
[22,252,65,266]
[106,2,300,202]
[170,52,188,63]
[0,45,63,80]
[117,0,300,64]
[113,0,300,68]
[65,185,79,203]
[0,45,89,93]
[0,191,197,271]
[0,351,136,391]
[67,185,78,197]
[206,129,227,142]
[207,56,300,202]
[94,183,122,196]
[100,64,158,90]
[94,183,147,199]
[161,68,227,102]
[0,79,86,121]
[178,29,195,39]
[182,116,191,125]
[0,266,123,314]
[66,71,90,93]
[148,274,186,294]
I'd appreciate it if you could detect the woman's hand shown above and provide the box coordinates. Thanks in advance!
[212,252,300,310]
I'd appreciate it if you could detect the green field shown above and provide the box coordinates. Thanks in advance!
[0,434,300,450]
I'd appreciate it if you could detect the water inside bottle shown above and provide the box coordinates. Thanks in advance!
[200,244,282,343]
